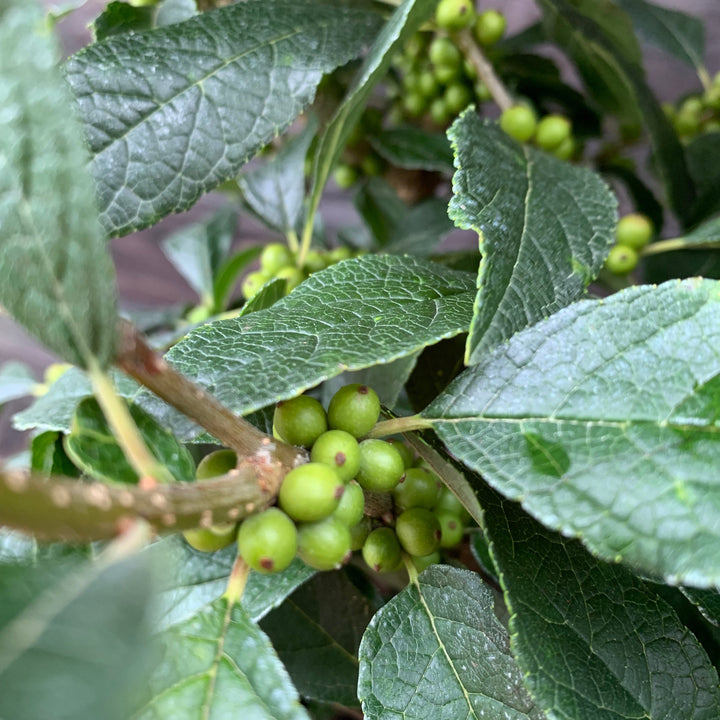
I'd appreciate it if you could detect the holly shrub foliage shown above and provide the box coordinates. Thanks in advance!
[3,0,720,718]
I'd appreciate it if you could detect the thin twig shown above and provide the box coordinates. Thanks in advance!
[456,29,513,112]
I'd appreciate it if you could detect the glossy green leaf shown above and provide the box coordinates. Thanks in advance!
[613,0,706,75]
[0,0,118,369]
[64,396,195,483]
[483,490,720,720]
[0,554,156,720]
[31,430,79,477]
[239,118,317,237]
[133,597,310,720]
[64,0,383,237]
[161,207,236,305]
[148,255,474,439]
[682,587,720,628]
[305,0,437,236]
[213,245,263,312]
[425,278,720,587]
[91,1,154,41]
[0,362,37,404]
[686,133,720,223]
[239,276,288,316]
[150,535,315,630]
[358,565,545,720]
[448,114,616,364]
[369,126,454,173]
[261,569,374,705]
[600,159,664,232]
[0,530,36,565]
[539,0,697,223]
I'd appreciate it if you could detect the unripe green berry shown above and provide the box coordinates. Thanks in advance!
[534,114,572,151]
[615,213,654,250]
[552,136,576,161]
[393,467,442,511]
[183,525,237,553]
[395,507,441,557]
[333,163,360,189]
[418,70,440,99]
[605,244,639,275]
[361,153,385,177]
[260,243,294,275]
[411,551,441,572]
[434,62,462,84]
[327,384,381,438]
[303,249,329,274]
[328,246,353,264]
[311,429,361,482]
[196,449,237,479]
[429,37,461,69]
[402,91,427,118]
[435,486,471,524]
[444,82,472,115]
[500,105,537,143]
[275,266,305,294]
[333,480,365,527]
[386,439,414,469]
[474,81,491,102]
[273,395,328,448]
[349,516,372,551]
[279,462,344,522]
[435,0,476,32]
[356,439,405,492]
[362,527,402,572]
[242,270,271,300]
[237,508,297,574]
[435,510,465,548]
[297,516,352,570]
[430,97,451,126]
[473,9,506,46]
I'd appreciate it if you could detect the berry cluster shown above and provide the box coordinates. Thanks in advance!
[184,384,470,579]
[500,105,576,159]
[664,72,720,141]
[604,212,654,276]
[242,242,358,301]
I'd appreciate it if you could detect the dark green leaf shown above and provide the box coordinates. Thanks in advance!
[613,0,706,74]
[358,565,545,720]
[686,132,720,223]
[0,554,157,720]
[369,126,454,172]
[151,535,315,630]
[449,114,616,364]
[682,587,720,628]
[31,430,80,477]
[0,362,37,404]
[238,276,288,315]
[91,1,153,41]
[161,207,237,305]
[0,0,118,369]
[64,0,383,237]
[213,245,263,312]
[261,569,374,705]
[425,278,720,587]
[149,255,475,439]
[539,0,697,223]
[355,177,407,246]
[134,597,310,720]
[64,396,195,483]
[600,159,664,232]
[239,118,318,237]
[306,0,437,234]
[483,489,720,720]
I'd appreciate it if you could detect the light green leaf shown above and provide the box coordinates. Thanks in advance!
[64,0,383,237]
[538,0,697,224]
[449,114,616,364]
[425,278,720,587]
[0,362,37,404]
[149,255,474,439]
[305,0,437,238]
[64,396,195,483]
[0,529,36,565]
[358,565,545,720]
[369,125,454,173]
[261,569,374,705]
[0,554,157,720]
[133,597,310,720]
[483,490,720,720]
[613,0,706,75]
[0,0,118,369]
[150,535,315,630]
[155,0,196,27]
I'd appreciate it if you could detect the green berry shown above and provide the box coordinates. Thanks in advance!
[237,508,297,573]
[473,9,506,46]
[361,153,385,177]
[183,526,237,553]
[386,439,414,469]
[474,81,491,102]
[435,0,476,32]
[500,105,537,143]
[303,249,329,274]
[333,480,365,527]
[393,467,442,511]
[605,244,639,275]
[273,395,328,448]
[402,91,427,118]
[333,163,360,189]
[362,527,402,572]
[411,551,441,572]
[552,136,576,161]
[534,114,572,151]
[349,516,372,551]
[242,270,271,300]
[327,384,381,437]
[297,516,352,570]
[418,70,440,99]
[395,507,441,557]
[356,439,405,492]
[279,462,344,522]
[430,97,450,126]
[444,82,472,115]
[429,37,461,69]
[275,266,305,294]
[311,429,361,482]
[435,486,471,524]
[260,243,294,275]
[328,246,353,264]
[615,213,654,250]
[196,449,237,479]
[435,510,465,548]
[434,62,462,84]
